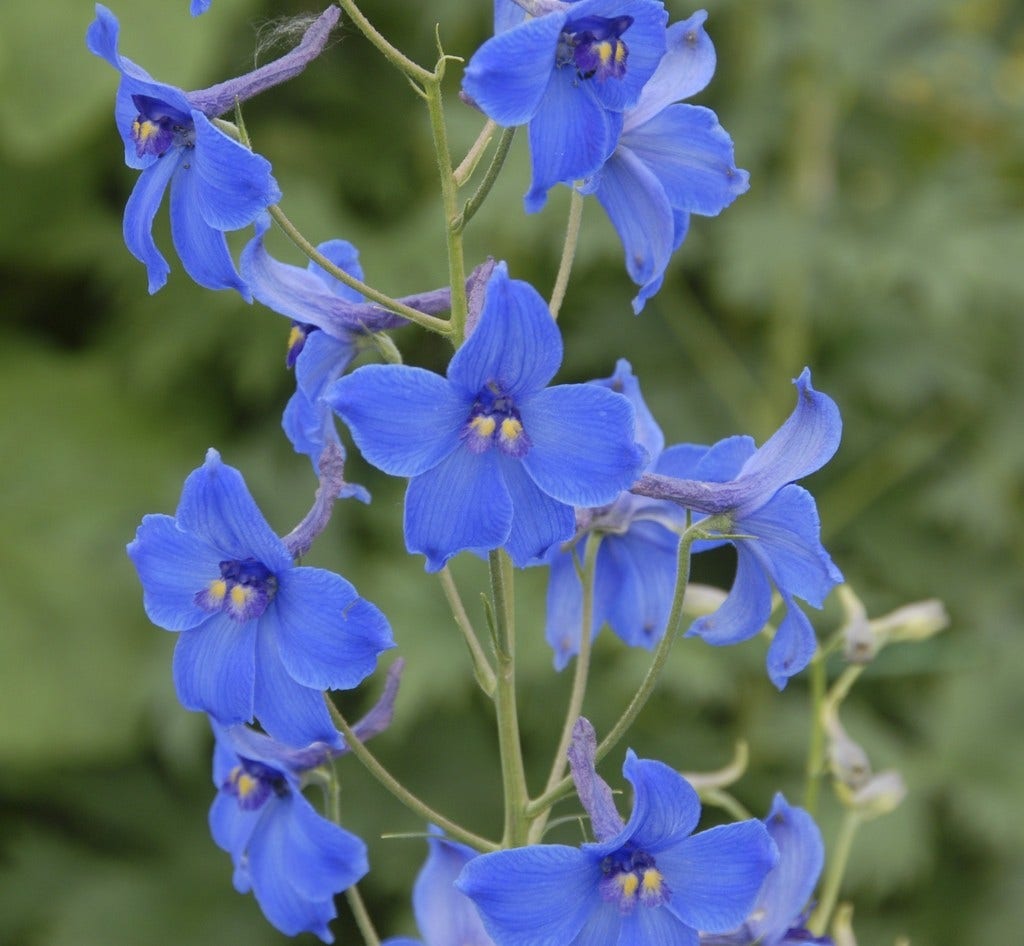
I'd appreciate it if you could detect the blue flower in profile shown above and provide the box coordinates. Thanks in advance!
[127,448,394,746]
[545,359,699,668]
[86,4,339,294]
[631,369,844,687]
[463,0,669,212]
[210,722,368,942]
[702,794,831,946]
[327,263,646,571]
[385,830,495,946]
[581,11,749,313]
[457,718,777,946]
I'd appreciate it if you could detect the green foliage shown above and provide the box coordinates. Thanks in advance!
[2,0,1022,943]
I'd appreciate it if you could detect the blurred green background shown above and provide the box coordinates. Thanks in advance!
[2,0,1022,943]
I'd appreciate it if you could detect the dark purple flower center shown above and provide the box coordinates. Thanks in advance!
[463,382,531,459]
[223,758,289,811]
[598,848,671,912]
[286,321,318,368]
[557,15,633,81]
[195,557,278,622]
[130,94,194,159]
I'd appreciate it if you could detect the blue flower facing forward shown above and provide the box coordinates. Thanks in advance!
[457,718,777,946]
[127,448,394,746]
[463,0,669,211]
[631,369,844,687]
[582,11,749,312]
[209,722,368,942]
[86,4,339,294]
[327,263,646,571]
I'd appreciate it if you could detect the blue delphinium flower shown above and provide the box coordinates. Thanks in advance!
[457,718,777,946]
[631,369,844,688]
[581,11,749,312]
[545,359,700,668]
[210,722,367,942]
[702,794,831,946]
[385,830,495,946]
[327,263,646,571]
[463,0,669,212]
[86,4,339,294]
[127,448,394,746]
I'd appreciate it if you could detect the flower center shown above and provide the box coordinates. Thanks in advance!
[130,94,194,159]
[557,15,633,81]
[598,848,671,912]
[463,383,531,458]
[196,557,278,622]
[223,759,289,812]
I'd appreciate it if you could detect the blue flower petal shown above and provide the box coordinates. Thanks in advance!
[500,455,576,566]
[657,821,777,933]
[271,567,393,690]
[571,900,627,946]
[173,613,257,723]
[526,70,619,212]
[625,105,749,216]
[621,907,697,946]
[191,0,212,14]
[652,442,709,479]
[208,791,259,884]
[122,153,178,293]
[593,146,675,298]
[457,845,600,946]
[168,162,250,296]
[309,239,364,301]
[174,449,292,573]
[413,835,494,946]
[598,359,664,462]
[127,513,221,630]
[462,12,566,125]
[626,13,716,129]
[190,112,281,230]
[692,435,754,481]
[328,365,467,477]
[545,544,586,670]
[279,794,368,900]
[447,263,562,401]
[405,447,513,572]
[687,544,773,645]
[252,622,339,746]
[765,600,818,690]
[521,384,645,507]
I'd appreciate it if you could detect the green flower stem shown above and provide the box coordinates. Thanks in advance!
[528,535,602,844]
[335,0,433,86]
[423,66,469,344]
[453,119,499,186]
[267,205,453,337]
[808,809,862,936]
[325,699,499,852]
[489,549,531,847]
[438,566,497,697]
[525,524,700,817]
[548,188,585,319]
[698,787,753,823]
[454,127,516,233]
[345,885,381,946]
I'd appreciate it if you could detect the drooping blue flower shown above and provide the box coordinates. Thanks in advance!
[127,448,394,746]
[86,4,339,294]
[702,794,831,946]
[209,722,368,942]
[545,359,701,668]
[327,263,646,571]
[385,830,495,946]
[630,369,844,688]
[463,0,669,212]
[457,718,777,946]
[580,11,748,313]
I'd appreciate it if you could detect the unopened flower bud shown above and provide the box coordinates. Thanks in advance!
[840,769,907,819]
[871,598,949,646]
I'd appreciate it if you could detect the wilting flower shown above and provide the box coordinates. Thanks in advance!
[463,0,668,212]
[327,263,645,571]
[545,359,696,668]
[458,718,777,946]
[86,4,339,293]
[210,723,366,942]
[385,830,495,946]
[631,369,843,687]
[127,448,394,745]
[582,11,748,312]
